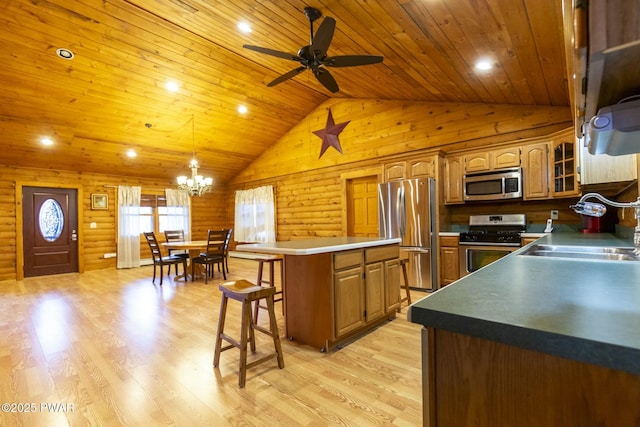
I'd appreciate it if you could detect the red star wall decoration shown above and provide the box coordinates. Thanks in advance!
[313,109,350,158]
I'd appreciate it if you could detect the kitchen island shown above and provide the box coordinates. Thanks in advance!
[409,231,640,426]
[237,237,402,352]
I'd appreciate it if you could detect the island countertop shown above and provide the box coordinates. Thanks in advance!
[235,236,401,255]
[409,231,640,375]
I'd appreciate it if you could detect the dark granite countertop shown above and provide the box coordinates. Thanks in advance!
[409,231,640,375]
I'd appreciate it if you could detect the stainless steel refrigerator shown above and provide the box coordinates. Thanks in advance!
[378,177,438,291]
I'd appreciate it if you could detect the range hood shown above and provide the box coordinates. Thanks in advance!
[586,98,640,155]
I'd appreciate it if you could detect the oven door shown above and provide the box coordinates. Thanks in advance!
[459,244,519,277]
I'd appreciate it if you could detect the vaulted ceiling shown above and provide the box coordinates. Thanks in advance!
[0,0,569,184]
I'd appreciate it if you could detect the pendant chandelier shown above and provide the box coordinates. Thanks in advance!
[176,115,213,196]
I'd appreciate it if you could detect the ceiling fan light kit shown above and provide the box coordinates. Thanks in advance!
[243,7,383,93]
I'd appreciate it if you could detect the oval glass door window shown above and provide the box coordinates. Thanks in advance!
[39,199,64,242]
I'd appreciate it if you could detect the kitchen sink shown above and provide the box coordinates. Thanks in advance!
[519,244,640,261]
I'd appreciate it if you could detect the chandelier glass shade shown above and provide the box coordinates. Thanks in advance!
[177,159,213,196]
[176,116,213,196]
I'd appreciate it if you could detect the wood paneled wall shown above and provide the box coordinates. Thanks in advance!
[229,99,573,242]
[1,99,574,281]
[233,99,571,183]
[0,167,227,281]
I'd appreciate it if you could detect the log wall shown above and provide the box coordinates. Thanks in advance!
[229,99,574,242]
[0,167,227,281]
[1,99,581,281]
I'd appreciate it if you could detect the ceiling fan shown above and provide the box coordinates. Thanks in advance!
[243,7,383,93]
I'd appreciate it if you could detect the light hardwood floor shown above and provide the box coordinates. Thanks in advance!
[0,258,428,426]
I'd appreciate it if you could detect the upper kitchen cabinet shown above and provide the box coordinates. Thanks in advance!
[383,161,407,181]
[522,143,550,200]
[407,158,437,179]
[444,155,464,204]
[464,147,520,173]
[383,155,440,182]
[551,137,580,197]
[565,0,639,184]
[580,147,637,184]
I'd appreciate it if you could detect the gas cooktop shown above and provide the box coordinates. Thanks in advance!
[459,214,526,246]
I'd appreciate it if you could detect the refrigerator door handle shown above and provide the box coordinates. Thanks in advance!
[403,248,432,254]
[399,187,406,237]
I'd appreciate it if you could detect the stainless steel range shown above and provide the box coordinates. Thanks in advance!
[459,214,526,277]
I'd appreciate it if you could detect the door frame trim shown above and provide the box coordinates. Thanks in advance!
[340,167,382,235]
[16,181,84,280]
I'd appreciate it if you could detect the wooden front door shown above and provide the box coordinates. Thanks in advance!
[347,176,379,237]
[22,187,79,277]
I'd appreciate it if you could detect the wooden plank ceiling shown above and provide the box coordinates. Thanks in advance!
[0,0,568,184]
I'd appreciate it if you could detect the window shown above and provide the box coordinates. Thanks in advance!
[234,185,275,243]
[39,198,64,242]
[139,193,190,239]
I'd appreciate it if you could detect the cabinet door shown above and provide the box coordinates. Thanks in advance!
[492,147,520,169]
[522,143,549,199]
[384,161,406,181]
[408,157,436,178]
[334,267,365,338]
[364,262,385,322]
[439,245,459,286]
[445,156,464,204]
[384,259,401,312]
[580,149,637,184]
[551,140,579,197]
[464,152,490,173]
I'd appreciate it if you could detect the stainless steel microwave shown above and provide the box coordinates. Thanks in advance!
[463,168,523,201]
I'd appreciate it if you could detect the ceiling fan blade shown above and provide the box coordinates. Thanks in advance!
[311,17,336,54]
[267,67,306,87]
[314,67,339,93]
[243,44,300,61]
[325,55,384,67]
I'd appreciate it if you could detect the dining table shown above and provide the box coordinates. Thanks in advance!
[161,240,210,281]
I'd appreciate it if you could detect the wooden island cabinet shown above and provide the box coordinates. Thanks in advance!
[237,237,401,352]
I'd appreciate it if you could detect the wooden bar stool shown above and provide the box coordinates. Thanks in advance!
[399,258,412,312]
[245,254,284,322]
[213,279,285,388]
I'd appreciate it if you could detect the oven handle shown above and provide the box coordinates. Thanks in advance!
[459,241,521,247]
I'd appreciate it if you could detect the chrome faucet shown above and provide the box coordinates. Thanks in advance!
[570,193,640,251]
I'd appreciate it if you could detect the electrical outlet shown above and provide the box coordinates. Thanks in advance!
[550,210,559,220]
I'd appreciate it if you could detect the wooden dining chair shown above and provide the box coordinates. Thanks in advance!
[191,229,227,283]
[221,228,233,274]
[143,232,187,286]
[164,229,189,275]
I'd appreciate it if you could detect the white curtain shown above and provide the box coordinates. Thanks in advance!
[164,189,191,240]
[234,185,276,243]
[117,185,142,268]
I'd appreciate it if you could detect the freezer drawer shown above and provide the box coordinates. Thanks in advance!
[402,248,435,291]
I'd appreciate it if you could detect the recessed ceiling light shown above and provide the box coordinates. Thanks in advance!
[165,80,180,92]
[237,104,248,114]
[40,137,54,146]
[475,59,493,71]
[56,48,74,60]
[126,149,137,158]
[237,21,252,34]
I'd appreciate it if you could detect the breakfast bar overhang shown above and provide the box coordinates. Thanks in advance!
[236,237,402,352]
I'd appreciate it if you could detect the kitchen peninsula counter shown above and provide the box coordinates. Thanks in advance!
[409,231,640,426]
[236,236,401,255]
[237,237,402,352]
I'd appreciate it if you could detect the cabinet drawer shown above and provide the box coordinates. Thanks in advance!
[440,236,459,246]
[365,245,399,263]
[334,250,363,270]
